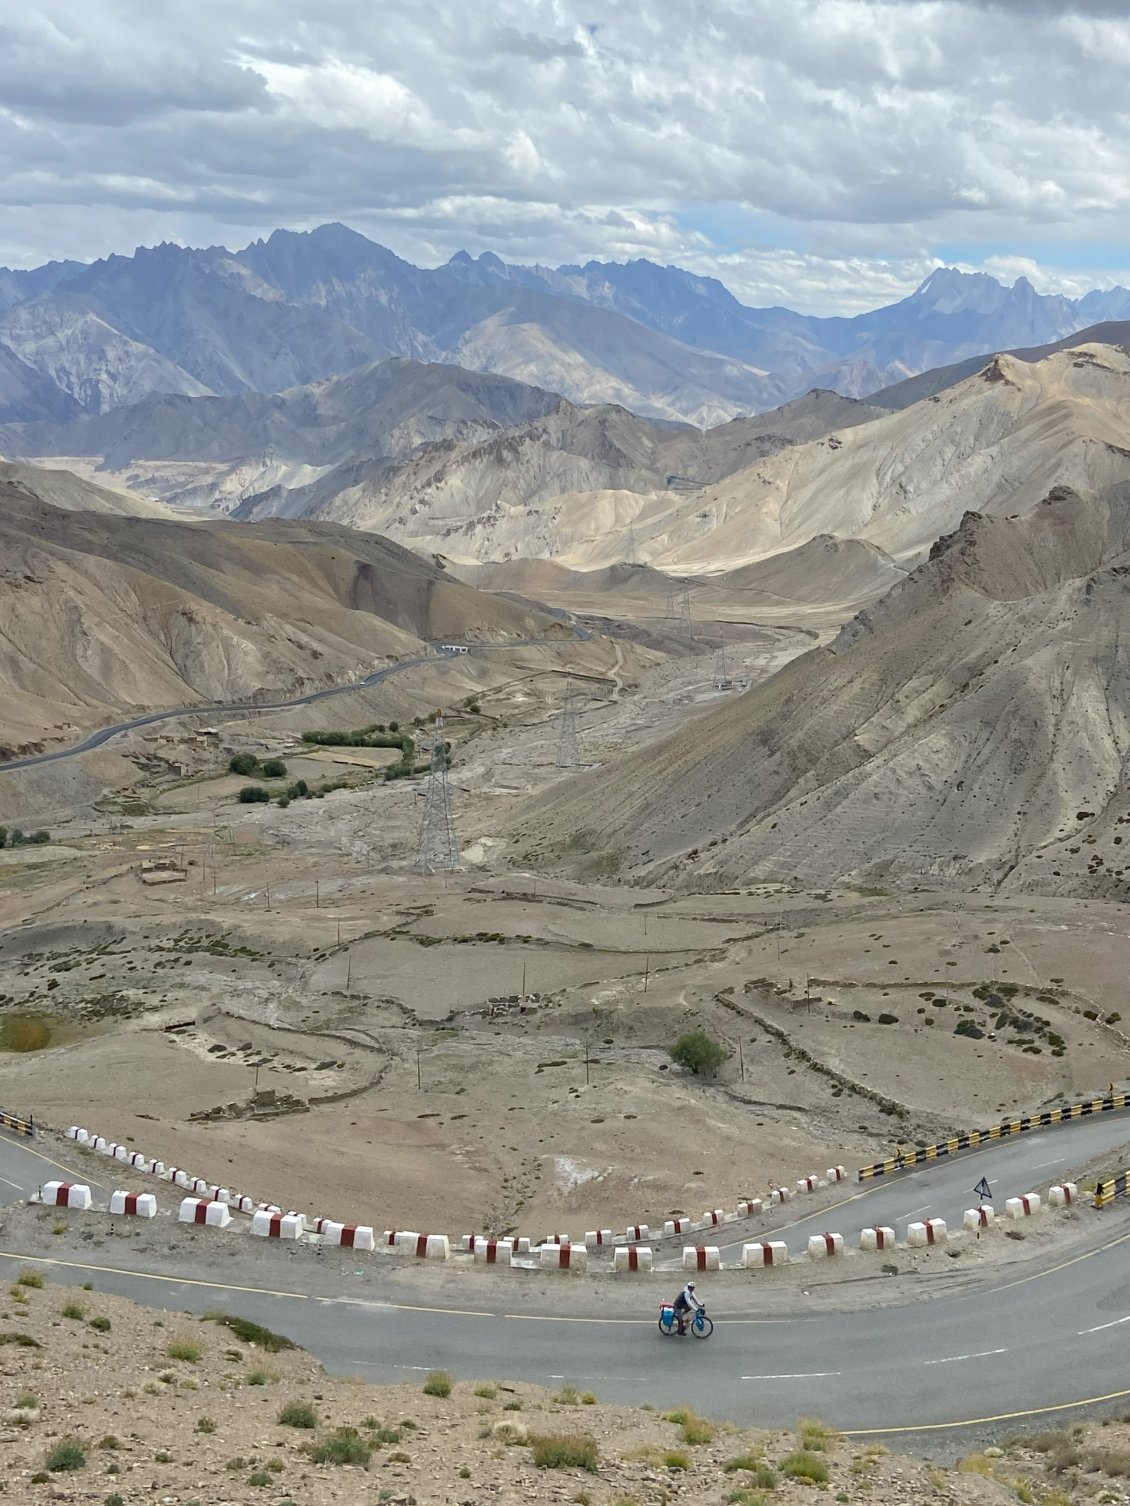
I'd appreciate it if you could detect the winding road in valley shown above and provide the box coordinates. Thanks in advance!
[0,627,591,774]
[4,1114,1130,1446]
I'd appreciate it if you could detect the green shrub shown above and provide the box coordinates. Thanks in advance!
[423,1370,453,1397]
[97,1435,122,1450]
[247,1369,270,1385]
[260,759,288,778]
[248,1470,271,1486]
[166,1339,202,1363]
[799,1418,839,1452]
[14,1392,37,1409]
[237,785,270,804]
[307,1428,372,1466]
[781,1452,829,1484]
[0,1332,40,1347]
[60,1301,85,1320]
[195,1416,216,1434]
[530,1433,599,1471]
[670,1029,728,1076]
[228,753,259,776]
[663,1450,689,1470]
[278,1401,317,1429]
[89,1315,111,1332]
[473,1384,497,1399]
[47,1439,86,1472]
[17,1270,44,1288]
[203,1313,295,1352]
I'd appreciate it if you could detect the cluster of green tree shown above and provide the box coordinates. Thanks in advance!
[0,827,51,848]
[303,723,414,751]
[228,753,288,779]
[301,723,450,783]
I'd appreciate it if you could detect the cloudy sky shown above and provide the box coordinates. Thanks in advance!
[1,0,1127,313]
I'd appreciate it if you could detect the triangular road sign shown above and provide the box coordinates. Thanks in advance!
[974,1176,992,1201]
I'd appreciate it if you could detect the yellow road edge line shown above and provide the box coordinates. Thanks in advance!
[0,1249,310,1302]
[844,1384,1130,1436]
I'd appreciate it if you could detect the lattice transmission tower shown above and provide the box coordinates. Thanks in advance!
[556,678,582,768]
[416,712,460,873]
[713,638,730,688]
[664,578,693,630]
[625,521,638,566]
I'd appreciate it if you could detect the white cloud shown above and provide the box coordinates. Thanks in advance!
[0,0,1129,312]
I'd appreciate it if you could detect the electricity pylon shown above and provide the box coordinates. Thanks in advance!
[416,712,459,873]
[556,678,582,768]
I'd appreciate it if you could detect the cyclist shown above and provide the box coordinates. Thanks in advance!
[672,1278,703,1335]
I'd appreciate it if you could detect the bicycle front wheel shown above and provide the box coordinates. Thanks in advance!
[691,1315,713,1338]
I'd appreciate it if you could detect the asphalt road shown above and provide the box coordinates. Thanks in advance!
[0,627,589,773]
[5,1121,1130,1444]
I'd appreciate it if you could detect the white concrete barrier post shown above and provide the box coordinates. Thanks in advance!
[806,1232,844,1258]
[859,1225,896,1251]
[826,1166,846,1182]
[1006,1193,1042,1219]
[1048,1184,1076,1208]
[907,1218,947,1246]
[737,1198,763,1218]
[539,1243,587,1271]
[742,1241,788,1267]
[178,1197,231,1228]
[963,1205,995,1231]
[584,1229,613,1250]
[109,1190,157,1218]
[797,1175,818,1194]
[682,1245,721,1271]
[42,1181,93,1210]
[472,1239,512,1266]
[625,1223,650,1241]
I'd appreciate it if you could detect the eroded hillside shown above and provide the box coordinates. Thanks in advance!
[512,483,1130,897]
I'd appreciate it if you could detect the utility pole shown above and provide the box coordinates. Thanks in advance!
[584,1039,590,1087]
[643,953,650,993]
[521,959,527,1000]
[416,712,460,873]
[625,520,638,566]
[678,579,693,633]
[345,950,352,991]
[417,1047,422,1091]
[315,880,320,910]
[555,678,581,769]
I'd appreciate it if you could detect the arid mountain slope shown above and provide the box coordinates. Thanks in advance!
[241,344,1130,570]
[0,460,168,517]
[653,344,1130,570]
[0,487,563,755]
[515,484,1130,896]
[871,319,1130,410]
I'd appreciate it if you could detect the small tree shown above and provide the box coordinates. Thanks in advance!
[670,1030,728,1077]
[260,758,288,778]
[238,785,270,804]
[229,753,258,776]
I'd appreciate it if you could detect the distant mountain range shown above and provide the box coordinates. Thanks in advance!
[1,223,1128,427]
[4,335,1127,574]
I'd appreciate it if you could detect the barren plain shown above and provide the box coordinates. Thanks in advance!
[2,589,1128,1244]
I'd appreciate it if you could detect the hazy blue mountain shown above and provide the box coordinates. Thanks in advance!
[0,225,1127,426]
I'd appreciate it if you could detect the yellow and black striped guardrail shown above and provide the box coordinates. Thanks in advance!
[0,1109,34,1139]
[1094,1169,1130,1208]
[858,1092,1130,1181]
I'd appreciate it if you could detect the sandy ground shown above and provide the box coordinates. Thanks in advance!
[2,629,1129,1240]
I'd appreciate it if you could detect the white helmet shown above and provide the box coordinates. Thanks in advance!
[687,1280,696,1290]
